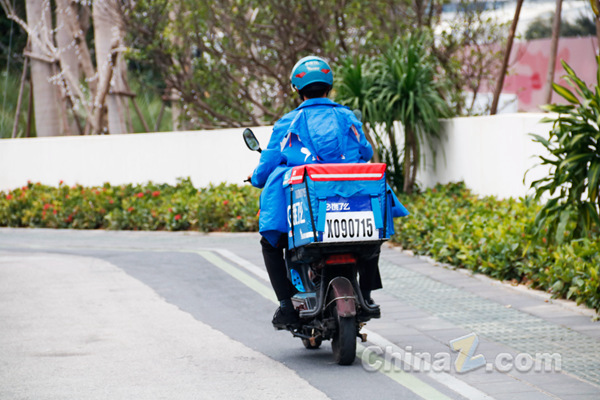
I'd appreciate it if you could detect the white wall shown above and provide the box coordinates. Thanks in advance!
[0,114,554,199]
[0,126,272,191]
[417,113,553,198]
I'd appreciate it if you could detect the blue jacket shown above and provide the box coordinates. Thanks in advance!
[251,98,405,247]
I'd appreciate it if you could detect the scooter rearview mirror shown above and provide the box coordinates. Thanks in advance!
[243,128,262,153]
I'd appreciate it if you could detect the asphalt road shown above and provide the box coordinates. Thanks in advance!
[1,228,598,400]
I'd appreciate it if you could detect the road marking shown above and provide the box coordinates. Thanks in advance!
[199,249,459,400]
[214,248,270,281]
[197,250,277,303]
[210,248,496,400]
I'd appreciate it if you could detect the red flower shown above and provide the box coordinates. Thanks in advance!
[152,191,161,197]
[223,200,229,206]
[42,211,46,218]
[136,192,144,198]
[128,207,134,212]
[236,215,242,220]
[6,194,12,200]
[53,209,57,215]
[168,208,173,213]
[542,237,547,244]
[21,186,27,191]
[65,194,70,199]
[59,180,64,185]
[43,203,51,210]
[174,214,182,221]
[109,199,114,204]
[94,190,100,195]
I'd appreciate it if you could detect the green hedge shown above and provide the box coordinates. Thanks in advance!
[394,183,600,311]
[1,180,598,311]
[0,179,259,232]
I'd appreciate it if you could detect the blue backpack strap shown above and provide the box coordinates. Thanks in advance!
[370,195,384,230]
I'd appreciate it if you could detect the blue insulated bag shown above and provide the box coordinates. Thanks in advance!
[283,163,395,249]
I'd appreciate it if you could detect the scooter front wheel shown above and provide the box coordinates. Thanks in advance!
[331,308,357,365]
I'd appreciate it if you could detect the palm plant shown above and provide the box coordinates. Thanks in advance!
[336,34,452,193]
[370,33,452,194]
[334,56,381,163]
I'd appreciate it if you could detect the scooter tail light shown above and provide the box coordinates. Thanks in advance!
[325,254,357,265]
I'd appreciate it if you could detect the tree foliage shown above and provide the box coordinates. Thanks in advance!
[0,1,27,67]
[1,0,508,136]
[124,0,403,129]
[434,6,508,115]
[124,0,504,129]
[525,12,597,40]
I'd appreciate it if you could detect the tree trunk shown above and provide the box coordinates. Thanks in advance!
[55,0,80,80]
[490,0,523,115]
[592,0,600,54]
[25,0,63,136]
[12,56,29,138]
[55,0,81,136]
[93,0,127,134]
[543,0,563,105]
[171,88,183,131]
[597,18,600,54]
[403,126,415,194]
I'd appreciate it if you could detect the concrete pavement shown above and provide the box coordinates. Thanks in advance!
[0,251,329,400]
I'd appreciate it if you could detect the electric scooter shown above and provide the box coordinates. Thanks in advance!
[244,128,387,365]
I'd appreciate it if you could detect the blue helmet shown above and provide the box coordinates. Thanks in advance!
[290,56,333,92]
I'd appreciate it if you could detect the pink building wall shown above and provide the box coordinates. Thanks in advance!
[503,36,598,111]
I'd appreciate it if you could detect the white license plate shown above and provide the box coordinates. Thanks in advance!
[323,211,378,242]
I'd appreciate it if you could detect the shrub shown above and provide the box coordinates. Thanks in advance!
[0,179,260,232]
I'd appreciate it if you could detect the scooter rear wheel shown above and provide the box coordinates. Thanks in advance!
[331,308,357,365]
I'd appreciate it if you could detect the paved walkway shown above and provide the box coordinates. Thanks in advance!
[370,246,600,399]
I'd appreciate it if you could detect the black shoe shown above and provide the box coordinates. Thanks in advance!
[365,298,379,308]
[271,306,300,329]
